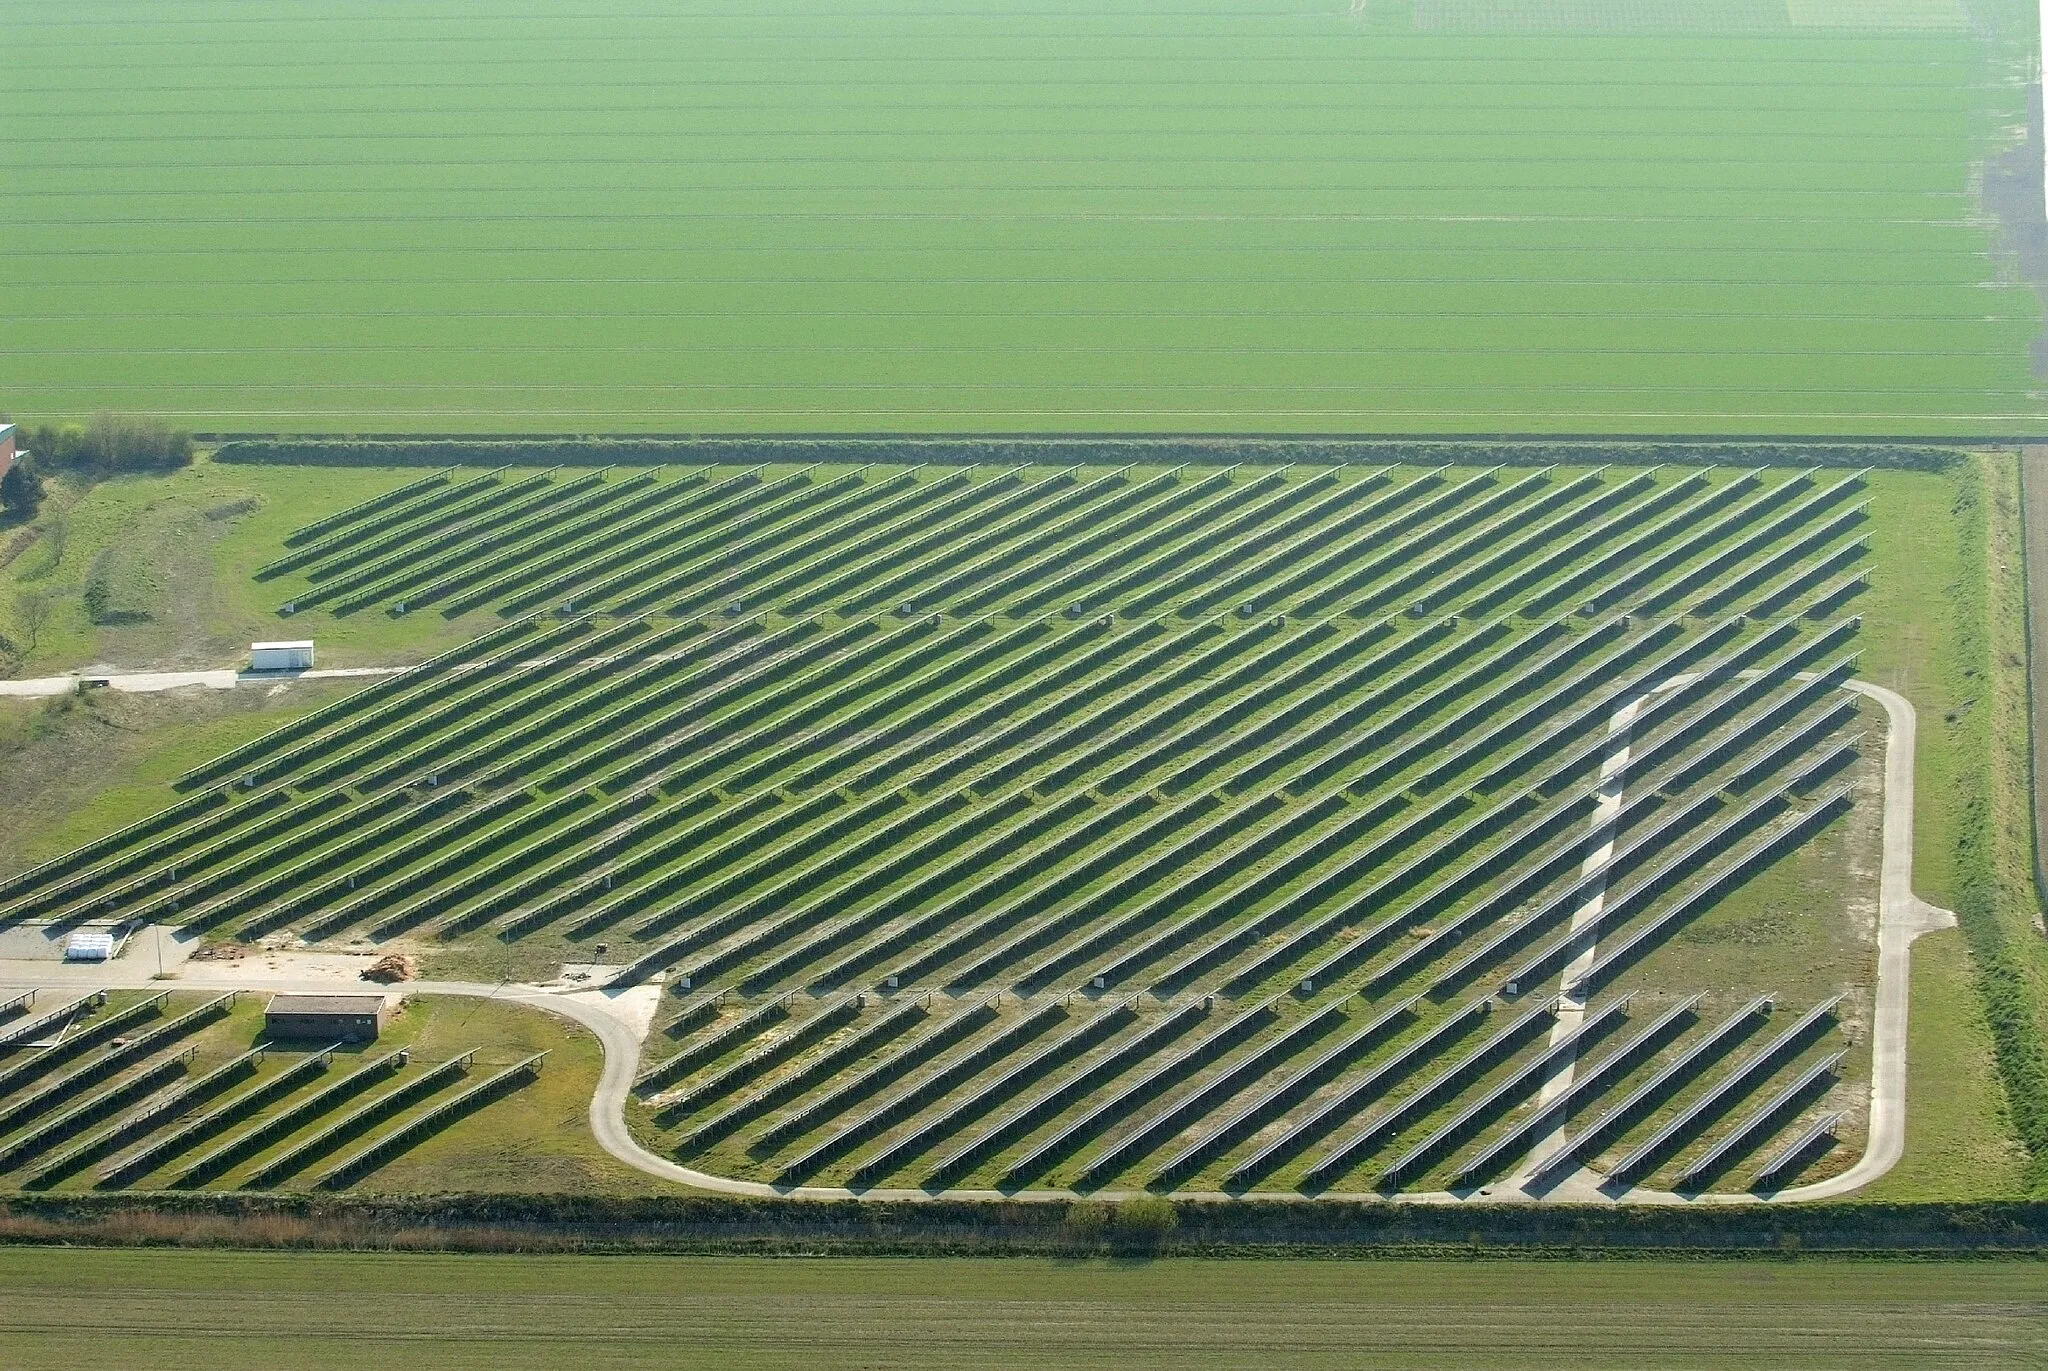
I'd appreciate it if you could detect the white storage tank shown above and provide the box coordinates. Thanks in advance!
[249,639,315,672]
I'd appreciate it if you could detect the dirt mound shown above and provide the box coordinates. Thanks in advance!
[360,952,415,983]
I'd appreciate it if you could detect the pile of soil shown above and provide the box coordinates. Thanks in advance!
[360,952,415,983]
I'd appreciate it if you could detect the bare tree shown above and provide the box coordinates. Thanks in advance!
[41,511,68,569]
[13,587,53,654]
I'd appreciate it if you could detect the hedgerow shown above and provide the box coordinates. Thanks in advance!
[211,436,1969,472]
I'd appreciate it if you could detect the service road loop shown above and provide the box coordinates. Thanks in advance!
[1717,678,1953,1205]
[0,679,1950,1204]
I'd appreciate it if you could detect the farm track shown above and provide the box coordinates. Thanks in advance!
[2019,446,2048,916]
[0,461,1903,1195]
[0,666,403,699]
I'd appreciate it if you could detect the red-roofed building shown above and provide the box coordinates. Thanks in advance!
[0,424,15,480]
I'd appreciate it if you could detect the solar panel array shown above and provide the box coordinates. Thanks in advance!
[0,990,532,1191]
[4,462,1873,1192]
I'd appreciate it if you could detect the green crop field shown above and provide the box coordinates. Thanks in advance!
[4,1251,2044,1370]
[0,455,1945,1199]
[3,0,2041,435]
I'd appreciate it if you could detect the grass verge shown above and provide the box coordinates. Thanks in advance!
[1949,455,2048,1190]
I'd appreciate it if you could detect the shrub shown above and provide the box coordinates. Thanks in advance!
[81,574,111,624]
[20,414,194,475]
[1112,1194,1178,1251]
[1058,1199,1112,1249]
[0,454,44,518]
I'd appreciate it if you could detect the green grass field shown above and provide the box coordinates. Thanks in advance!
[3,0,2040,434]
[0,1250,2040,1370]
[0,458,524,678]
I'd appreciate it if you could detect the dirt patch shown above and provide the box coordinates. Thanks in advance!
[0,920,130,962]
[0,526,41,571]
[563,981,662,1041]
[204,497,260,522]
[169,946,380,987]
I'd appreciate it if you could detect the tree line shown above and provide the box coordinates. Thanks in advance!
[2,413,197,519]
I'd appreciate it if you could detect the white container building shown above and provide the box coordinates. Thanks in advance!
[249,640,315,672]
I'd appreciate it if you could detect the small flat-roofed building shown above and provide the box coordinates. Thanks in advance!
[265,992,388,1042]
[249,640,315,672]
